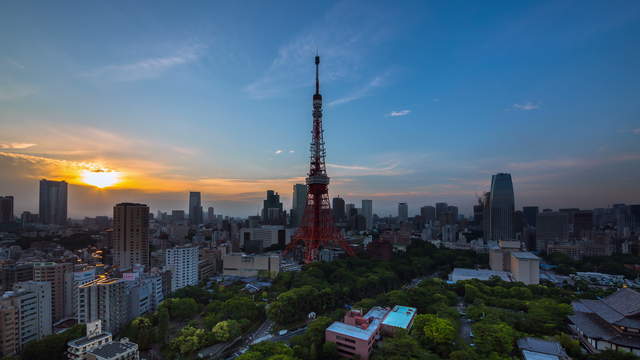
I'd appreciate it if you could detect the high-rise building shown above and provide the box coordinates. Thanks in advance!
[523,206,539,227]
[482,192,491,238]
[164,246,199,292]
[362,200,373,230]
[171,210,185,222]
[435,202,448,223]
[536,211,570,251]
[332,197,346,222]
[345,204,355,219]
[398,203,408,222]
[0,286,49,356]
[207,206,215,223]
[77,278,127,334]
[421,206,436,224]
[113,203,150,271]
[488,173,515,241]
[0,196,14,223]
[32,262,72,322]
[188,192,203,225]
[262,190,284,225]
[292,184,308,227]
[39,179,68,225]
[13,281,52,338]
[447,206,459,223]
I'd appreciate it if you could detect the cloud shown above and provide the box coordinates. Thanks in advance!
[327,162,410,176]
[632,128,640,135]
[83,44,204,82]
[507,153,640,171]
[328,71,390,107]
[0,143,36,149]
[0,84,37,101]
[244,1,395,99]
[289,150,295,154]
[388,110,410,117]
[512,101,539,111]
[274,150,284,154]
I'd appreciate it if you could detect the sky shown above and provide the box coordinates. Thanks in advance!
[1,0,640,218]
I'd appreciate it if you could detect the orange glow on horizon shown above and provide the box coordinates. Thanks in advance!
[81,169,121,188]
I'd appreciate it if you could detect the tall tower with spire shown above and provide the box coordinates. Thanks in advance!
[285,56,355,263]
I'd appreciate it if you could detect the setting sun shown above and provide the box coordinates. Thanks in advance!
[81,169,121,188]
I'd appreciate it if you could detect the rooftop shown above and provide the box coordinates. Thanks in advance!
[517,337,567,358]
[450,268,512,282]
[88,340,137,359]
[511,252,540,260]
[67,332,112,347]
[326,306,389,341]
[381,305,417,330]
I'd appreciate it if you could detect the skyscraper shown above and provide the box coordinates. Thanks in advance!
[262,190,284,225]
[362,200,373,230]
[188,192,203,225]
[488,173,515,241]
[0,196,14,223]
[523,206,539,227]
[39,179,67,225]
[32,262,72,322]
[207,206,215,223]
[420,206,436,223]
[332,197,346,222]
[164,245,199,292]
[398,203,408,222]
[292,184,308,226]
[435,202,448,223]
[113,203,150,271]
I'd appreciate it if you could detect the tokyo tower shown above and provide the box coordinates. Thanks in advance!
[284,55,355,263]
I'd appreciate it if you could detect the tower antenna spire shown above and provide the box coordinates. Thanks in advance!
[315,54,320,95]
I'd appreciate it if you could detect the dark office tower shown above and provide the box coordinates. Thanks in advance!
[514,210,525,235]
[523,206,539,227]
[207,207,215,223]
[188,192,203,225]
[39,179,67,225]
[447,206,459,223]
[262,190,284,225]
[420,206,436,223]
[332,197,346,222]
[536,211,569,251]
[0,196,13,223]
[573,210,593,238]
[489,173,515,241]
[292,184,308,226]
[113,203,150,270]
[398,203,408,222]
[435,202,448,222]
[630,205,640,232]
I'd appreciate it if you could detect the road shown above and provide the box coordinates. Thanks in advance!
[457,300,473,345]
[265,327,307,343]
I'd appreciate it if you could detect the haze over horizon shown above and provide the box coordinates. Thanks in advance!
[1,0,640,218]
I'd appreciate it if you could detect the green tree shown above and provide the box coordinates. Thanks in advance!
[169,325,205,355]
[421,314,456,345]
[472,321,518,356]
[21,324,85,360]
[372,330,438,360]
[525,298,572,335]
[212,320,242,342]
[157,306,169,342]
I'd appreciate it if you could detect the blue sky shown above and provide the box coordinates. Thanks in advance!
[1,0,639,217]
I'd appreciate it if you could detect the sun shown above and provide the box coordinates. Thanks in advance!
[81,169,121,188]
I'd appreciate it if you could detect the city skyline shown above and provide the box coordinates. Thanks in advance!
[2,1,640,217]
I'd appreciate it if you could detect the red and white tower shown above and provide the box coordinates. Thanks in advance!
[285,56,355,263]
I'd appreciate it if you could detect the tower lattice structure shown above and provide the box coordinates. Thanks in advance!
[285,56,355,263]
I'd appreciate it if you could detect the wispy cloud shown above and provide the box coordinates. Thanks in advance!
[244,1,396,99]
[387,110,410,117]
[507,153,640,171]
[512,101,540,111]
[0,84,37,101]
[328,71,390,107]
[0,143,36,149]
[632,128,640,135]
[327,161,410,176]
[274,150,284,154]
[83,44,204,82]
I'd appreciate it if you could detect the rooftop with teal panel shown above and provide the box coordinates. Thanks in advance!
[381,305,417,330]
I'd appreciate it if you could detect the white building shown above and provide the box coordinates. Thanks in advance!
[510,252,540,285]
[222,253,280,278]
[165,246,199,292]
[13,281,52,338]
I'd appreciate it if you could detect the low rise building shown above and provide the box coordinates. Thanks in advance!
[510,252,540,285]
[517,337,569,360]
[448,268,513,283]
[569,288,640,355]
[86,338,139,360]
[325,305,417,360]
[67,321,113,360]
[222,253,280,278]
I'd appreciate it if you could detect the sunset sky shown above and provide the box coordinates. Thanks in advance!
[1,0,640,218]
